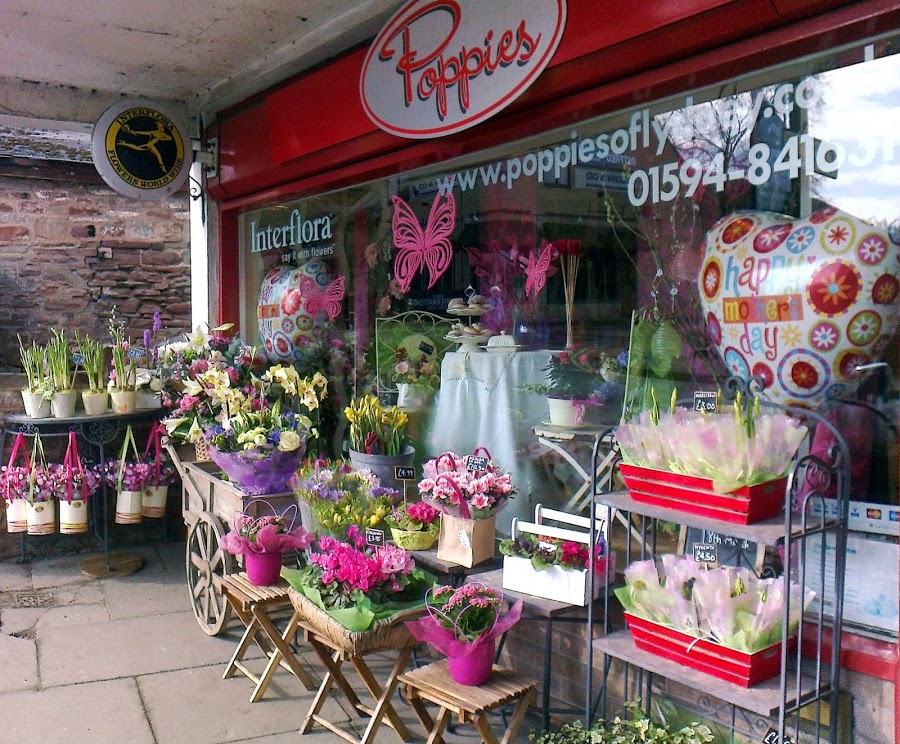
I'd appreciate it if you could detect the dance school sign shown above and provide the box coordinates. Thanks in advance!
[361,0,567,139]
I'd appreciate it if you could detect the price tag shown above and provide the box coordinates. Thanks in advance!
[466,455,488,472]
[458,530,471,548]
[127,346,147,360]
[418,341,435,355]
[71,352,85,365]
[365,528,385,547]
[694,391,718,413]
[692,543,718,565]
[394,466,416,481]
[762,727,794,744]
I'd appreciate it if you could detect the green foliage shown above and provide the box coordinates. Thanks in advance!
[530,703,714,744]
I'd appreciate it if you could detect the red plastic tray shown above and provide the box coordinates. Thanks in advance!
[624,613,789,687]
[618,464,786,525]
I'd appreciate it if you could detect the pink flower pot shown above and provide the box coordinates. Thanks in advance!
[447,639,495,686]
[245,551,283,586]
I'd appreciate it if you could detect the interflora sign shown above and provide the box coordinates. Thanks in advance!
[361,0,567,139]
[91,99,190,200]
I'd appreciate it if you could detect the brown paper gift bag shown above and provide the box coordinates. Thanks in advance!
[437,514,496,568]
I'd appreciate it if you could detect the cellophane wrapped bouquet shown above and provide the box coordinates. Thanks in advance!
[615,555,815,653]
[417,450,514,520]
[614,393,807,492]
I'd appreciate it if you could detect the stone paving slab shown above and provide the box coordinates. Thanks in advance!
[0,558,32,591]
[137,663,346,744]
[0,677,154,744]
[39,609,238,687]
[101,570,189,620]
[36,603,111,629]
[29,552,96,589]
[0,634,39,693]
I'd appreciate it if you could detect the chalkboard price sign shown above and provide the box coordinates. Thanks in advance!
[365,528,385,547]
[681,526,762,573]
[71,352,85,365]
[466,456,489,472]
[418,341,435,355]
[693,391,718,413]
[394,466,416,481]
[692,543,718,564]
[762,727,794,744]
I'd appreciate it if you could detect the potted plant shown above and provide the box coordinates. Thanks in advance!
[2,433,32,532]
[418,450,514,567]
[292,458,399,539]
[387,500,440,551]
[46,327,78,418]
[405,582,523,686]
[344,394,414,490]
[75,331,108,415]
[108,314,138,413]
[25,436,58,535]
[392,346,439,409]
[282,525,435,632]
[221,506,314,586]
[56,432,101,535]
[17,335,49,418]
[136,311,164,410]
[99,426,149,524]
[530,701,714,743]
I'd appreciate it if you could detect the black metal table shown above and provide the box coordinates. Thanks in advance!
[0,409,163,568]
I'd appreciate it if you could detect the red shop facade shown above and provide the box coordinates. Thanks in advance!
[204,1,899,739]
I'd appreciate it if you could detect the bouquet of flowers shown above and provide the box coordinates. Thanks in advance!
[405,583,523,684]
[615,555,815,653]
[387,500,441,550]
[98,459,150,492]
[499,532,610,574]
[541,346,603,400]
[221,509,314,556]
[417,450,514,520]
[292,459,399,538]
[344,394,409,456]
[282,525,435,631]
[615,394,807,492]
[392,347,439,391]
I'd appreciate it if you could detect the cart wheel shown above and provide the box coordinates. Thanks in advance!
[185,511,234,635]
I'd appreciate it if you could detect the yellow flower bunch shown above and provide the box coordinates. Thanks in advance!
[345,394,409,456]
[262,365,328,412]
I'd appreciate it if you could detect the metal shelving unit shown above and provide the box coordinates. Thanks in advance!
[588,393,850,743]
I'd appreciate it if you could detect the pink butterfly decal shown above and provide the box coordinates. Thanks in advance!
[524,243,555,299]
[391,193,456,293]
[300,275,345,321]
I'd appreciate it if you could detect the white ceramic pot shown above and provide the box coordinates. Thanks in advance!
[115,490,143,524]
[51,390,78,419]
[21,391,50,418]
[547,397,588,427]
[59,499,89,534]
[5,498,28,532]
[142,485,168,518]
[136,390,162,410]
[26,500,56,535]
[109,390,137,414]
[81,390,109,416]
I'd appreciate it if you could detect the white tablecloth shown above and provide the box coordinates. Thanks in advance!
[426,350,552,531]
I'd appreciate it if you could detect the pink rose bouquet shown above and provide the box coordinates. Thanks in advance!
[418,450,514,520]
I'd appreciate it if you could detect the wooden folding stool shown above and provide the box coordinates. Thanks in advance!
[220,573,315,702]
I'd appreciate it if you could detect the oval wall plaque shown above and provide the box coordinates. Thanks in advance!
[360,0,567,140]
[91,99,190,200]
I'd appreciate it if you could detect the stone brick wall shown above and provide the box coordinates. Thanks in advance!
[0,167,192,370]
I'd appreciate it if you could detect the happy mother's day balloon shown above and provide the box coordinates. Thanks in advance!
[699,205,899,408]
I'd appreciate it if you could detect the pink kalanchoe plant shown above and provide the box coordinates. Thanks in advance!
[418,450,514,520]
[387,500,440,533]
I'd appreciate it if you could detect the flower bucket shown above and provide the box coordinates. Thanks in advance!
[208,444,306,495]
[447,639,495,686]
[142,485,168,518]
[59,499,88,534]
[547,397,589,427]
[5,498,28,532]
[390,527,437,551]
[27,500,56,535]
[110,390,136,414]
[115,490,143,524]
[348,443,415,493]
[81,390,108,416]
[51,390,78,419]
[21,391,50,418]
[245,550,284,586]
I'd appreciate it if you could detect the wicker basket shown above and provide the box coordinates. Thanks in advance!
[288,588,423,656]
[390,527,438,551]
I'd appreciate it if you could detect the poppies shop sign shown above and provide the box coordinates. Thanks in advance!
[91,99,190,200]
[361,0,567,139]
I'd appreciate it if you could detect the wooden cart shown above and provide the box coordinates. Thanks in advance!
[168,444,299,635]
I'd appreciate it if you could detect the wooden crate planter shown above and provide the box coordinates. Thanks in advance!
[618,463,786,525]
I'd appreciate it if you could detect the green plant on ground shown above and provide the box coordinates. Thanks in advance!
[530,701,714,743]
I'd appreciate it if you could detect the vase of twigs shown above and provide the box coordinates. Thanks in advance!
[47,328,78,419]
[555,239,583,349]
[18,336,50,418]
[76,332,109,415]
